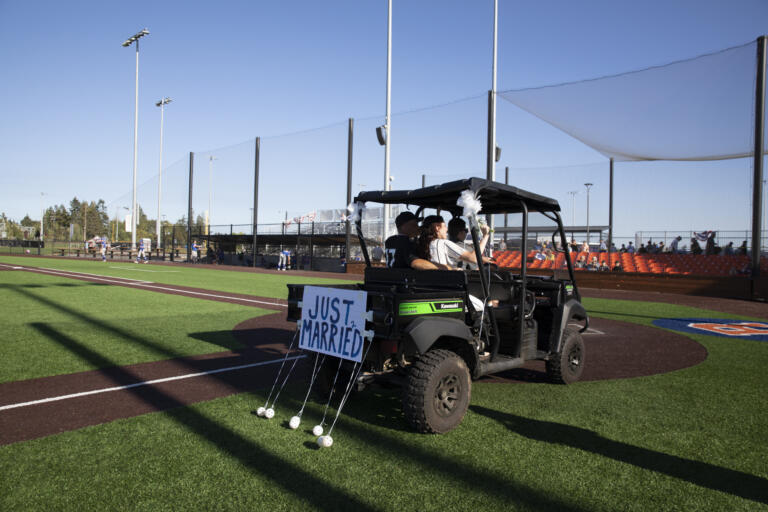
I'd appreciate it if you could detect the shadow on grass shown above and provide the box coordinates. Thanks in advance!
[28,322,376,512]
[310,390,588,512]
[471,405,768,505]
[4,283,244,357]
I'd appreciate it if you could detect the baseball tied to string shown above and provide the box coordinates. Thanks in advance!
[298,286,370,363]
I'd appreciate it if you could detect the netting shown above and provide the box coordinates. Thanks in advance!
[499,41,767,162]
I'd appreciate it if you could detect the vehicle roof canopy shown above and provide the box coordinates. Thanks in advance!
[354,178,560,215]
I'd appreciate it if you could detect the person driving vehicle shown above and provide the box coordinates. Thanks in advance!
[384,211,439,270]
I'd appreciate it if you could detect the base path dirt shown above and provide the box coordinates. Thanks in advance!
[0,310,706,446]
[581,287,768,318]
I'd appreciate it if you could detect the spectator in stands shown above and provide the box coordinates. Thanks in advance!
[581,241,590,253]
[384,211,437,270]
[612,260,623,272]
[647,240,656,253]
[724,242,735,256]
[638,244,647,254]
[533,240,543,252]
[669,236,682,254]
[705,232,716,256]
[738,240,748,256]
[610,243,617,252]
[619,243,627,253]
[371,245,385,263]
[498,239,507,251]
[534,250,546,261]
[587,256,599,271]
[657,241,665,253]
[599,240,607,253]
[599,260,610,271]
[545,248,555,263]
[627,241,635,254]
[575,255,586,269]
[217,246,224,264]
[691,238,703,255]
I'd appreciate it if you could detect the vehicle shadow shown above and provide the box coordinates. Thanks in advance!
[27,321,377,512]
[470,405,768,505]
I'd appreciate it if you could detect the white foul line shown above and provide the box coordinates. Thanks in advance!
[8,265,288,308]
[0,355,304,412]
[109,266,180,273]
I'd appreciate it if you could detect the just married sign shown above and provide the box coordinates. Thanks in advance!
[298,286,369,362]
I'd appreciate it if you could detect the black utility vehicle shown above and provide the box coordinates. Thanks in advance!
[287,178,588,433]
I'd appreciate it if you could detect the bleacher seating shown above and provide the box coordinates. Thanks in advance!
[492,250,766,277]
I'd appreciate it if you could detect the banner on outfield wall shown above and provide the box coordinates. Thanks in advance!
[124,215,131,233]
[299,286,369,362]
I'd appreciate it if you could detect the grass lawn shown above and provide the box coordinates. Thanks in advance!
[0,254,354,299]
[0,265,766,510]
[0,269,275,382]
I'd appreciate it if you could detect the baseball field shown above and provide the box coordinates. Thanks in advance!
[1,254,767,511]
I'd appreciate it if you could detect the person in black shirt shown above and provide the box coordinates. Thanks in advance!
[385,211,438,270]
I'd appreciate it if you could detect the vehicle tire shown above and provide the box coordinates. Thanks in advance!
[403,349,471,434]
[546,327,586,384]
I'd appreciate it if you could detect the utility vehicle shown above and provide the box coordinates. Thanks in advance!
[287,178,588,433]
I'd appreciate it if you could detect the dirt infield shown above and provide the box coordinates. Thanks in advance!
[0,262,723,447]
[0,309,706,446]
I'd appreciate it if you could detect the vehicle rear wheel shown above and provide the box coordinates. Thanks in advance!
[403,349,471,433]
[546,327,586,384]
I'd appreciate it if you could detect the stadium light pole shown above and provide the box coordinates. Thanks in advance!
[567,191,578,227]
[208,155,218,236]
[584,183,593,244]
[155,97,172,250]
[122,28,149,250]
[486,0,499,231]
[381,0,393,244]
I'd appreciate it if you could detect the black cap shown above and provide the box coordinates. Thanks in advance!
[421,215,445,228]
[395,211,418,228]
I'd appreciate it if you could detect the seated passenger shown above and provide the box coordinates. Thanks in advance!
[419,215,493,269]
[384,211,438,270]
[419,215,495,311]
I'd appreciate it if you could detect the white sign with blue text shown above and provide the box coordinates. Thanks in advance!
[299,286,369,362]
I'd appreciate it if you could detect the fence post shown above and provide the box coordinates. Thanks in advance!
[310,221,315,270]
[252,137,260,268]
[187,152,194,262]
[751,36,766,279]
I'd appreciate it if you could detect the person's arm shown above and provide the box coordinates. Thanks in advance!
[476,224,490,254]
[410,258,440,270]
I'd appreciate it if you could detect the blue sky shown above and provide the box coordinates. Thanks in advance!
[0,0,766,240]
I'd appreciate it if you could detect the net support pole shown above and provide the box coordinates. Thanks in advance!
[187,152,194,263]
[253,137,260,268]
[608,158,614,255]
[485,90,495,224]
[752,36,766,280]
[345,119,353,265]
[504,166,509,243]
[422,174,426,188]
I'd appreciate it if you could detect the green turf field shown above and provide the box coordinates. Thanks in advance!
[1,262,767,510]
[0,269,274,382]
[0,255,354,299]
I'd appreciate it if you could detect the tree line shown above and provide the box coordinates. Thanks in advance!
[0,198,207,243]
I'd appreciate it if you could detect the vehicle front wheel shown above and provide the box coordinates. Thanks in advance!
[403,349,471,433]
[546,327,586,384]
